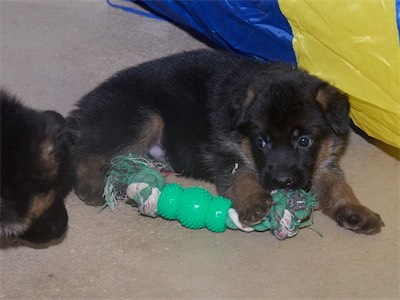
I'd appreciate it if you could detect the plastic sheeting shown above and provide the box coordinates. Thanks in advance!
[138,0,399,147]
[280,0,400,148]
[142,1,296,63]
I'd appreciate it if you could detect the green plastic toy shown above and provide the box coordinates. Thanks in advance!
[103,154,317,240]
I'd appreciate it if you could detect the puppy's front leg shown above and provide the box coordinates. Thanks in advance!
[217,167,272,227]
[313,164,384,234]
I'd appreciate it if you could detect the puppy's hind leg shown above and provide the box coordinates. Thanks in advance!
[71,112,165,206]
[73,154,109,206]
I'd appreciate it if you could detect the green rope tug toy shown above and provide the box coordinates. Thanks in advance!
[103,154,317,240]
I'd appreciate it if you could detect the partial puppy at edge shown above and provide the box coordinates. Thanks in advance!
[0,89,71,243]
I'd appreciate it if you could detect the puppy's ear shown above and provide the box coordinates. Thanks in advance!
[315,84,350,137]
[42,110,66,137]
[229,87,256,130]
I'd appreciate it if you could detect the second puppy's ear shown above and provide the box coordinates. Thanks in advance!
[42,110,66,137]
[315,84,350,137]
[38,111,67,178]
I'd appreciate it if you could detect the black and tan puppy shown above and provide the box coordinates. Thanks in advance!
[0,90,70,243]
[68,49,383,234]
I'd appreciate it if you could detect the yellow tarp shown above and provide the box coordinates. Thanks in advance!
[280,0,400,148]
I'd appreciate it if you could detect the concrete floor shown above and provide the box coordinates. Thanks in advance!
[0,1,399,299]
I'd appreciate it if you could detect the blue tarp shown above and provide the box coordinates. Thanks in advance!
[140,0,296,64]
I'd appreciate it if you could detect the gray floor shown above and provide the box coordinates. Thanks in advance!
[1,1,399,299]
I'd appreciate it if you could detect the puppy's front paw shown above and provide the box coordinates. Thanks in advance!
[235,192,272,227]
[336,204,384,235]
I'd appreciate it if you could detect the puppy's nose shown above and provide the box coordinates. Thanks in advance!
[272,175,293,189]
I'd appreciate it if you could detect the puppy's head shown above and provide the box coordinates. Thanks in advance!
[230,65,350,191]
[0,90,70,243]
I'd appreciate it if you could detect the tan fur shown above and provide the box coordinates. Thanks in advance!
[126,113,164,154]
[39,138,59,181]
[230,168,264,199]
[244,87,255,106]
[312,137,360,215]
[226,167,272,226]
[241,137,253,160]
[76,154,107,179]
[74,154,107,205]
[239,137,257,172]
[315,88,330,110]
[29,189,56,219]
[314,137,335,176]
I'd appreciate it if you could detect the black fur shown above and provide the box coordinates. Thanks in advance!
[0,89,71,243]
[67,50,383,233]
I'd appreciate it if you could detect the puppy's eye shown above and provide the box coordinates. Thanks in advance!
[256,137,268,149]
[298,136,312,147]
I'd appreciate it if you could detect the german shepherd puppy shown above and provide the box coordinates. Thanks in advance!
[0,90,70,243]
[67,50,383,234]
